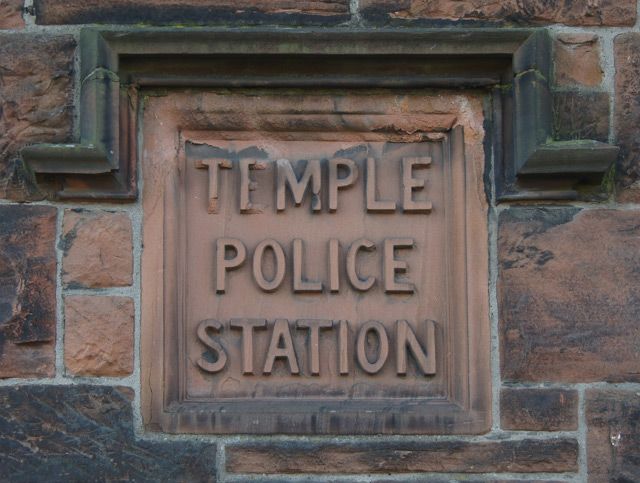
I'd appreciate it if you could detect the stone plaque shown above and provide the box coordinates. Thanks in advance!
[141,90,490,434]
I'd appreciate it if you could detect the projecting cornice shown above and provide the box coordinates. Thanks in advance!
[21,27,618,200]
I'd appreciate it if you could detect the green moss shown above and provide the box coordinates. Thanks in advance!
[600,163,616,195]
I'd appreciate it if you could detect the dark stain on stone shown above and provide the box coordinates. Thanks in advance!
[587,390,640,481]
[0,252,20,326]
[553,91,610,142]
[237,146,269,159]
[0,385,217,481]
[501,245,555,270]
[0,206,56,345]
[186,142,268,162]
[0,158,45,201]
[500,206,581,236]
[34,1,349,26]
[58,220,78,254]
[334,144,369,160]
[482,97,495,203]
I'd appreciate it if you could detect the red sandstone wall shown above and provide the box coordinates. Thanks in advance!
[1,1,639,481]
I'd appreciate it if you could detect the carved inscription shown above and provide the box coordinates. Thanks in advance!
[196,319,436,376]
[216,237,416,294]
[188,143,440,387]
[199,155,432,215]
[141,92,491,434]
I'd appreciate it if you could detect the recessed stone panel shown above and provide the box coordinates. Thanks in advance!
[141,90,490,434]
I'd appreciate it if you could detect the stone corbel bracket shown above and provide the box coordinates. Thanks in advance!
[21,28,618,200]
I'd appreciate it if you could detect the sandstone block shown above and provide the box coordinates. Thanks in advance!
[227,440,578,474]
[0,205,56,378]
[34,0,349,25]
[62,210,133,288]
[554,34,602,87]
[586,390,640,482]
[614,33,640,201]
[501,388,579,431]
[64,296,134,377]
[372,480,567,483]
[0,34,75,201]
[0,385,217,480]
[360,0,636,26]
[554,91,610,142]
[0,0,24,28]
[499,208,640,383]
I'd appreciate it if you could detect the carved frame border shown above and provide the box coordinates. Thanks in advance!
[140,95,491,433]
[21,27,618,201]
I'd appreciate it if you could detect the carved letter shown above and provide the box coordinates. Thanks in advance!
[402,157,432,213]
[346,238,375,291]
[195,158,232,213]
[329,157,359,212]
[356,320,389,374]
[252,239,286,292]
[338,320,350,375]
[366,157,396,213]
[296,319,333,376]
[230,318,267,375]
[196,319,227,373]
[240,158,266,214]
[263,319,300,375]
[276,158,322,212]
[396,320,436,376]
[383,238,415,293]
[293,239,323,293]
[216,238,246,293]
[329,239,340,293]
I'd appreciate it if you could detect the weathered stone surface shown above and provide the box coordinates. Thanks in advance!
[499,208,640,383]
[227,440,578,474]
[0,205,56,378]
[554,91,610,142]
[0,385,217,481]
[0,0,24,28]
[0,34,75,201]
[586,390,640,482]
[34,0,349,25]
[65,296,134,377]
[360,0,636,26]
[554,34,603,87]
[614,33,640,202]
[373,481,566,483]
[140,91,491,435]
[62,210,133,288]
[501,388,578,431]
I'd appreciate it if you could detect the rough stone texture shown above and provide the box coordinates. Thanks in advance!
[372,481,567,483]
[0,205,56,378]
[0,385,217,481]
[615,33,640,202]
[227,440,578,474]
[554,91,610,143]
[0,34,75,201]
[0,0,24,28]
[34,0,349,25]
[586,390,640,482]
[499,208,640,383]
[360,0,636,26]
[62,210,133,288]
[501,388,579,431]
[554,34,602,88]
[65,296,134,377]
